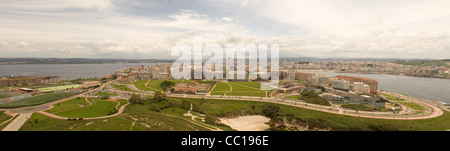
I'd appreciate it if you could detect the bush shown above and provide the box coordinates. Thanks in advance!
[164,101,175,109]
[129,93,144,104]
[205,114,219,125]
[153,91,167,103]
[150,104,161,112]
[262,105,280,118]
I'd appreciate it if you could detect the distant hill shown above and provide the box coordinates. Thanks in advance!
[395,59,450,67]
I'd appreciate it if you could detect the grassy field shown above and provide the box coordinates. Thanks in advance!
[300,91,332,106]
[382,93,405,101]
[0,92,77,108]
[38,84,81,92]
[210,82,267,97]
[95,92,118,96]
[0,94,15,99]
[46,97,90,113]
[0,111,13,124]
[110,83,140,93]
[53,98,120,118]
[20,103,209,131]
[0,111,16,130]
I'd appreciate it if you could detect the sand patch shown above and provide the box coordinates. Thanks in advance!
[219,115,270,131]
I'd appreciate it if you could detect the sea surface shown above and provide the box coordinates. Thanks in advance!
[298,70,450,104]
[0,63,161,80]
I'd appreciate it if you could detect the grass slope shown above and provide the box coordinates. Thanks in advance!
[174,98,450,131]
[20,104,209,131]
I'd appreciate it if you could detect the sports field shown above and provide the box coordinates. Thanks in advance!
[38,84,81,92]
[210,82,268,97]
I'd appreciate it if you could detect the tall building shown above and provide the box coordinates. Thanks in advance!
[335,75,378,94]
[352,82,371,94]
[318,77,330,87]
[331,79,350,91]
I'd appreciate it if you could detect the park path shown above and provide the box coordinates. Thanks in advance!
[223,82,233,96]
[1,113,32,131]
[205,82,218,96]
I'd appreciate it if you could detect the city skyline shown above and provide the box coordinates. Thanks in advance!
[1,0,450,59]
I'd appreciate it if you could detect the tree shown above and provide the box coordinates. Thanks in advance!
[160,80,175,92]
[165,101,175,109]
[153,91,167,103]
[129,93,144,104]
[151,104,161,112]
[262,105,280,118]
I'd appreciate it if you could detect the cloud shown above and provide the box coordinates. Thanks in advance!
[0,0,449,59]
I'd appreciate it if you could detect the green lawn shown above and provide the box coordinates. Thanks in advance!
[0,111,16,130]
[54,98,119,118]
[382,93,405,101]
[0,111,13,124]
[211,82,267,97]
[133,80,157,92]
[20,103,209,131]
[45,97,90,113]
[95,92,118,96]
[0,92,77,108]
[38,84,81,92]
[397,102,425,111]
[0,94,16,99]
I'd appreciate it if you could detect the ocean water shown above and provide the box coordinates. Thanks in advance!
[0,63,160,80]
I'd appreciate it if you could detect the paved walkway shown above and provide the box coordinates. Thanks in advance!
[2,113,32,131]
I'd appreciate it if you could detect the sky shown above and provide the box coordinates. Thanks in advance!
[0,0,450,59]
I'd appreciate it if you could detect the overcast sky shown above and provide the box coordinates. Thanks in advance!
[1,0,450,59]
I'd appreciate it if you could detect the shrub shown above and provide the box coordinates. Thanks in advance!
[262,105,280,118]
[150,104,161,112]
